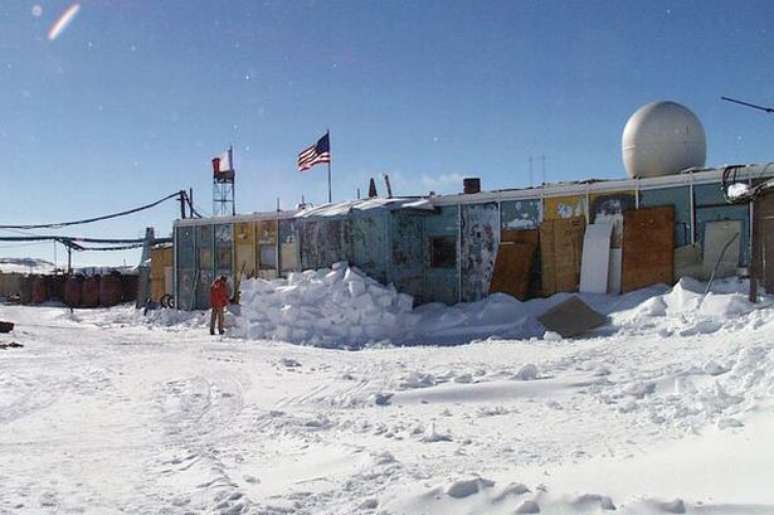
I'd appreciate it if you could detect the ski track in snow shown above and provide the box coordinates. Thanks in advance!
[2,284,774,514]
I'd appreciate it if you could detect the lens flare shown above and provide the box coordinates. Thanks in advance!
[48,3,81,41]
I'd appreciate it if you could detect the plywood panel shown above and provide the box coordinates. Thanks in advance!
[757,191,774,293]
[489,241,536,300]
[540,217,585,296]
[622,206,674,293]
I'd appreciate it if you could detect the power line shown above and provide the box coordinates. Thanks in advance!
[0,190,184,230]
[721,96,774,114]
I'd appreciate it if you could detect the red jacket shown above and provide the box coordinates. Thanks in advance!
[209,279,229,309]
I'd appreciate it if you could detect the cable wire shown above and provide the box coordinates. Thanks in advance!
[0,190,184,230]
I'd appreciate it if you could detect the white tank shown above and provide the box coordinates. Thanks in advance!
[622,101,706,178]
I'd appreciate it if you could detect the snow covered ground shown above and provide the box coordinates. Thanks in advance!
[2,277,774,514]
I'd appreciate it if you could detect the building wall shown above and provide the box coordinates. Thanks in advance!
[500,199,541,230]
[693,183,750,266]
[460,202,499,302]
[350,211,390,284]
[300,219,350,271]
[639,186,692,248]
[389,211,425,302]
[422,205,459,305]
[173,170,764,309]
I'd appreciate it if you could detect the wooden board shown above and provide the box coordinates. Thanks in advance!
[621,206,675,293]
[489,241,536,300]
[539,217,586,296]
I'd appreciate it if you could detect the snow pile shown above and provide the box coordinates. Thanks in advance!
[231,262,416,347]
[612,277,772,337]
[227,264,774,348]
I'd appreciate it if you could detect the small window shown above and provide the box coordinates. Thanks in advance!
[430,236,456,268]
[259,244,277,269]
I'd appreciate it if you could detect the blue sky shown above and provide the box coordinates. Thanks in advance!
[1,0,774,267]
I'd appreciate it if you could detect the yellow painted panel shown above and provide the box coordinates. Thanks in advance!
[256,220,278,271]
[256,220,278,245]
[544,195,586,221]
[234,222,257,277]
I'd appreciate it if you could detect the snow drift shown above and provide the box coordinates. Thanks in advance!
[229,261,772,349]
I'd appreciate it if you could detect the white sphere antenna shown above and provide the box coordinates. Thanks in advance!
[622,101,706,178]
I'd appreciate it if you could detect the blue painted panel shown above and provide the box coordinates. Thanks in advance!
[176,226,195,269]
[351,211,389,283]
[423,205,459,305]
[175,226,196,310]
[639,186,692,247]
[500,199,541,230]
[461,203,499,302]
[389,211,424,301]
[694,183,750,265]
[194,224,214,310]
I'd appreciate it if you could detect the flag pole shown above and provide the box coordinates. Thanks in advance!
[327,129,332,204]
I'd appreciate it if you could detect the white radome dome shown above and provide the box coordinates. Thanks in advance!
[622,101,706,179]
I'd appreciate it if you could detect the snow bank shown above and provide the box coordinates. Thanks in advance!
[226,265,774,349]
[231,263,417,348]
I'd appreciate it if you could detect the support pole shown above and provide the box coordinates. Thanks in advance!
[327,161,332,204]
[327,130,332,204]
[230,146,236,216]
[178,191,186,219]
[750,197,760,303]
[67,246,72,274]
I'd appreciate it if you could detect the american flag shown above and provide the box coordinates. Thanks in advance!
[297,132,331,172]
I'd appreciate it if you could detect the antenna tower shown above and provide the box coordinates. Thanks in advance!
[212,146,236,216]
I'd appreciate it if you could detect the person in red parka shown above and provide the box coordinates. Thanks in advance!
[209,275,230,335]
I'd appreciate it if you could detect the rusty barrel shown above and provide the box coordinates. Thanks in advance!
[99,273,123,307]
[121,274,139,303]
[64,275,84,307]
[81,275,101,308]
[31,275,48,304]
[18,275,34,304]
[47,274,67,302]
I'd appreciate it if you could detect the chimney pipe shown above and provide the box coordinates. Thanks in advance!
[463,177,481,194]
